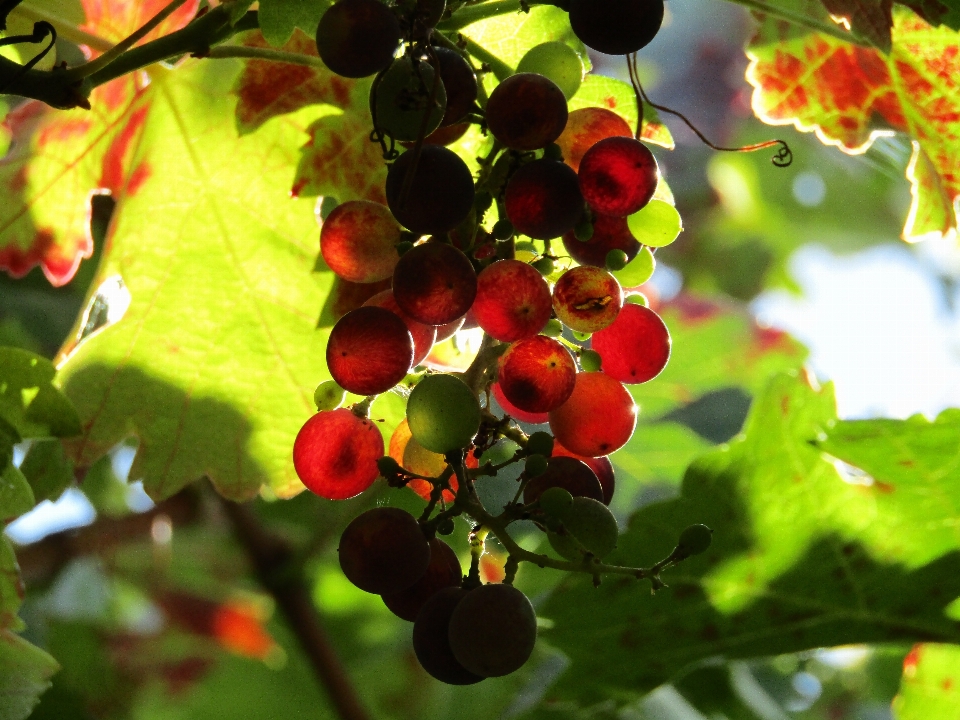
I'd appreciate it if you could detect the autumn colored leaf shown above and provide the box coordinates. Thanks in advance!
[746,7,960,241]
[80,0,199,48]
[820,0,893,51]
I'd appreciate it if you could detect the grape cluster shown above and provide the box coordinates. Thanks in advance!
[293,0,706,685]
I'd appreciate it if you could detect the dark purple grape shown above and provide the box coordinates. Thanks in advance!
[504,159,583,240]
[393,241,478,325]
[448,583,537,677]
[386,146,475,235]
[429,47,478,126]
[316,0,401,78]
[569,0,664,56]
[327,306,414,394]
[382,538,462,621]
[485,73,568,151]
[413,587,484,685]
[339,507,431,595]
[523,456,603,504]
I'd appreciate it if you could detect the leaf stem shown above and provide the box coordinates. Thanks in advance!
[460,35,513,82]
[727,0,871,46]
[206,44,327,69]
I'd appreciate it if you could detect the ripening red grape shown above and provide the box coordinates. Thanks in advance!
[316,0,401,78]
[562,213,640,268]
[553,443,616,505]
[392,241,478,326]
[327,306,414,395]
[448,583,537,677]
[569,0,664,56]
[497,335,576,413]
[549,372,637,457]
[473,260,552,342]
[382,538,462,621]
[552,266,623,333]
[504,159,584,240]
[320,201,402,283]
[388,419,459,502]
[293,409,384,499]
[591,303,671,383]
[555,107,632,172]
[429,46,478,126]
[491,382,548,424]
[338,507,431,594]
[363,289,437,367]
[523,456,603,504]
[374,55,447,142]
[413,587,484,685]
[579,137,659,217]
[485,73,568,151]
[386,146,475,235]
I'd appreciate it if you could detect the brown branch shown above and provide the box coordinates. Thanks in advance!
[217,497,372,720]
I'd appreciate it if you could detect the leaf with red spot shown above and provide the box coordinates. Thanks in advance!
[80,0,200,47]
[895,644,960,719]
[746,7,960,241]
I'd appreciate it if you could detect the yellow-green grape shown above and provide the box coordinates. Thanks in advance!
[579,349,601,372]
[625,292,648,307]
[677,524,713,556]
[572,329,591,342]
[627,199,682,248]
[613,246,655,288]
[542,318,563,337]
[314,380,346,411]
[493,219,515,240]
[539,486,573,517]
[515,240,538,253]
[407,374,481,454]
[605,249,628,271]
[549,497,619,559]
[526,431,554,457]
[516,41,584,100]
[532,256,555,276]
[525,453,548,477]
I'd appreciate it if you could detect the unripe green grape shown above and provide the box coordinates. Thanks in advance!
[516,42,584,100]
[678,524,713,556]
[613,246,655,288]
[532,257,555,276]
[437,517,456,536]
[525,453,548,477]
[526,431,554,458]
[314,380,346,411]
[542,318,563,337]
[407,374,481,454]
[539,486,573,517]
[542,142,563,162]
[374,56,447,142]
[396,240,414,256]
[605,249,629,271]
[515,240,538,254]
[549,497,618,559]
[572,329,591,342]
[574,219,594,242]
[493,218,515,240]
[579,349,601,372]
[625,292,648,307]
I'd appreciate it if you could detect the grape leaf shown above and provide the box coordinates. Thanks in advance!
[18,439,74,504]
[78,0,199,47]
[894,644,960,718]
[746,6,960,241]
[0,348,81,440]
[56,61,332,502]
[0,464,34,524]
[821,0,894,51]
[459,5,581,71]
[0,630,59,720]
[0,536,24,632]
[257,0,330,47]
[540,372,960,705]
[898,0,960,29]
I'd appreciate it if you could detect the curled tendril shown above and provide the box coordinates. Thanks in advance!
[0,21,56,94]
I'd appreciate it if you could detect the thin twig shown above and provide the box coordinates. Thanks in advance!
[206,45,327,69]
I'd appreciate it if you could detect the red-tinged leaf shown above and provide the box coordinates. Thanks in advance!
[80,0,200,49]
[234,30,354,134]
[0,79,152,285]
[746,8,960,241]
[820,0,893,51]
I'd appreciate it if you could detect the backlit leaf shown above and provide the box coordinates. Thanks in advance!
[257,0,330,47]
[894,644,960,718]
[0,347,81,440]
[0,630,59,720]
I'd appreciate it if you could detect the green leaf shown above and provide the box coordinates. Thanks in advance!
[0,536,24,632]
[0,630,59,720]
[0,463,34,524]
[568,74,674,150]
[258,0,331,46]
[460,5,582,73]
[79,454,128,518]
[894,644,960,718]
[0,348,81,440]
[540,373,960,705]
[19,439,74,505]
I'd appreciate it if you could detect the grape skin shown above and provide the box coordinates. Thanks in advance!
[448,583,538,677]
[327,307,414,395]
[497,335,577,413]
[363,289,437,367]
[504,159,584,240]
[413,588,484,685]
[316,0,401,78]
[293,409,384,500]
[407,374,481,454]
[485,73,569,151]
[386,146,475,235]
[569,0,664,56]
[392,241,478,326]
[320,201,402,283]
[553,443,616,505]
[388,418,460,502]
[491,382,549,424]
[591,303,671,384]
[579,137,659,217]
[523,456,603,504]
[552,266,624,333]
[339,507,432,595]
[549,372,637,457]
[382,538,462,621]
[561,213,641,268]
[555,107,632,172]
[429,47,478,127]
[374,56,448,142]
[472,260,553,342]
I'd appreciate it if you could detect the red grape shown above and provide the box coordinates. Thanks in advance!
[523,456,603,504]
[504,159,584,240]
[553,443,616,505]
[382,538,462,621]
[339,507,431,594]
[556,107,632,172]
[399,122,469,148]
[497,335,576,413]
[552,266,623,333]
[413,587,484,685]
[293,409,384,499]
[388,418,458,502]
[316,0,401,78]
[591,303,671,383]
[485,73,568,151]
[392,241,478,326]
[561,213,640,268]
[448,583,537,677]
[579,137,659,217]
[491,382,548,424]
[434,314,465,342]
[363,289,437,367]
[386,146,475,235]
[472,260,552,341]
[549,372,637,456]
[327,306,414,395]
[569,0,664,56]
[320,201,402,283]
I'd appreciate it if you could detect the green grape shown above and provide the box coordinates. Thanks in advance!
[571,329,591,342]
[627,199,682,248]
[516,42,584,100]
[604,249,628,271]
[625,292,648,307]
[525,453,548,477]
[542,318,563,337]
[526,431,554,457]
[396,240,414,256]
[677,524,713,556]
[407,374,481,454]
[542,142,563,162]
[493,218,514,240]
[515,240,538,253]
[437,517,456,536]
[314,379,346,411]
[574,218,594,242]
[613,246,655,288]
[532,256,555,276]
[374,56,447,142]
[539,486,573,517]
[579,349,601,372]
[549,497,618,559]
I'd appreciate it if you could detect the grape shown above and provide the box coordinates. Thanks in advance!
[388,418,459,502]
[392,241,478,326]
[523,456,603,504]
[314,380,346,412]
[605,249,628,271]
[382,538,462,621]
[526,431,554,457]
[525,453,549,477]
[561,213,640,268]
[491,382,548,424]
[677,524,713,557]
[497,335,576,413]
[612,246,655,289]
[363,289,437,367]
[485,73,569,151]
[579,137,659,217]
[516,42,583,100]
[386,146,475,235]
[413,587,484,685]
[448,583,537,677]
[293,409,384,499]
[549,372,637,457]
[338,507,431,594]
[399,0,445,29]
[538,486,573,517]
[504,159,584,240]
[591,303,671,384]
[547,497,619,559]
[552,266,623,333]
[397,121,469,148]
[316,0,401,78]
[374,56,448,142]
[320,200,402,283]
[472,260,553,342]
[553,443,615,504]
[556,107,632,172]
[568,0,664,56]
[430,47,478,126]
[578,348,601,372]
[407,374,481,454]
[327,307,414,395]
[434,314,465,342]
